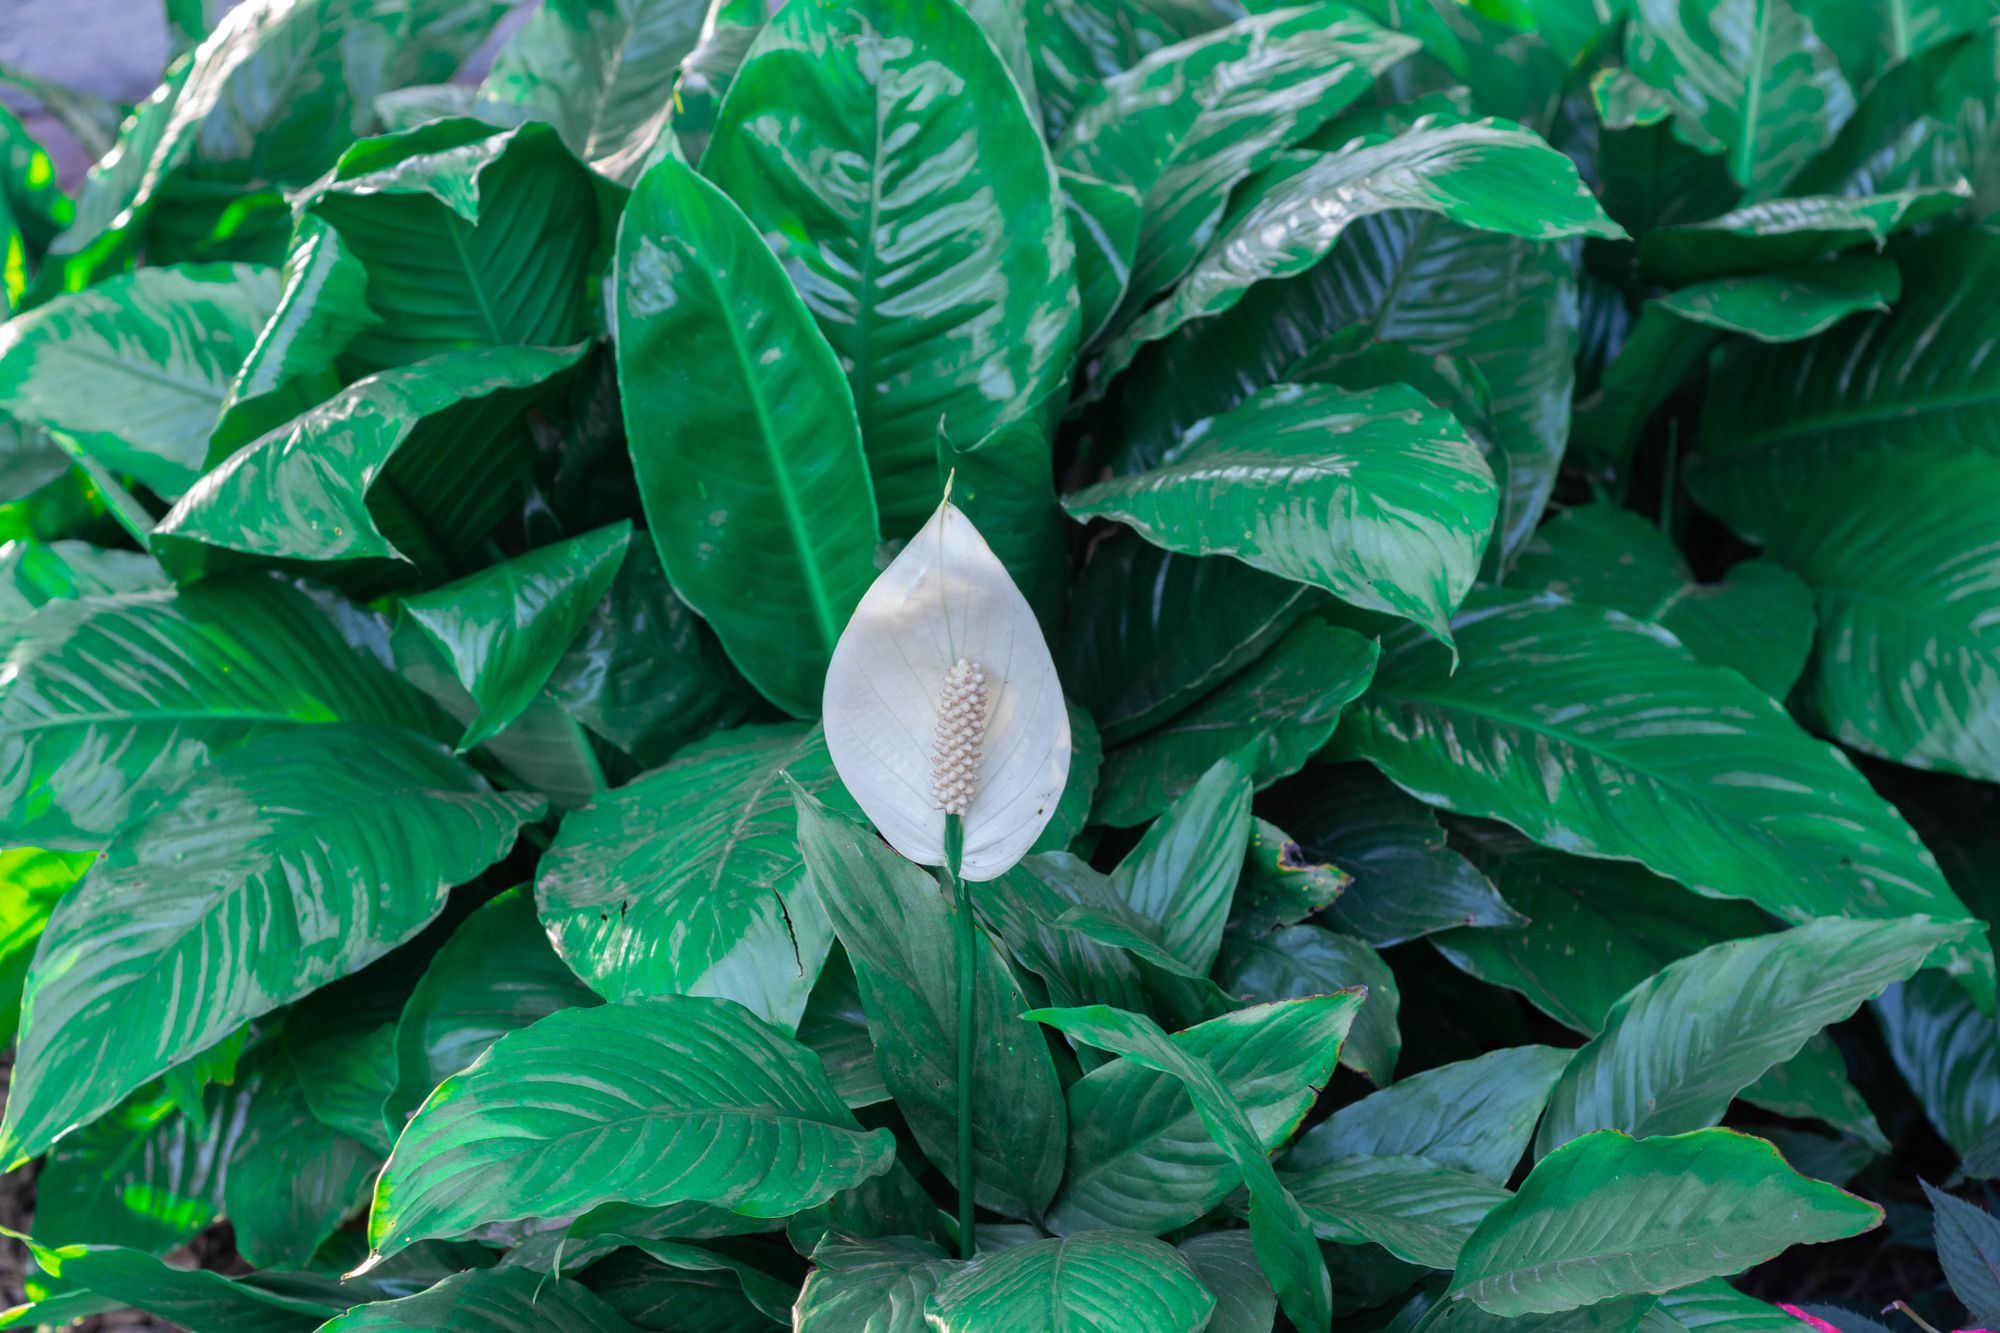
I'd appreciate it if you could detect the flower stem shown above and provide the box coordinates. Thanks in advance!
[943,812,974,1258]
[1885,1302,1945,1333]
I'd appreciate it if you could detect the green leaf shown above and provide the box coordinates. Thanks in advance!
[538,723,847,1026]
[1050,994,1363,1235]
[1090,114,1622,387]
[1178,1232,1276,1333]
[613,154,881,718]
[793,1236,959,1333]
[479,0,708,184]
[1621,0,1853,199]
[386,886,600,1132]
[1217,924,1401,1086]
[1432,820,1770,1035]
[1508,503,1818,698]
[309,122,603,371]
[798,948,887,1109]
[1057,5,1417,316]
[1026,1004,1331,1333]
[7,1228,334,1333]
[1285,1045,1571,1183]
[1332,590,1992,999]
[320,1267,637,1332]
[366,996,895,1258]
[1536,916,1967,1153]
[1061,169,1143,344]
[545,542,762,770]
[1096,617,1377,828]
[927,1231,1215,1333]
[0,541,165,624]
[400,523,630,749]
[1450,1129,1882,1316]
[1023,0,1234,139]
[978,854,1150,1016]
[1265,764,1522,948]
[703,0,1079,539]
[1924,1180,2000,1326]
[1638,188,1967,283]
[1284,1153,1512,1269]
[1656,1279,1807,1333]
[223,1043,381,1268]
[1230,816,1349,937]
[1058,533,1313,746]
[1792,0,1996,88]
[1876,971,2000,1157]
[1572,262,1901,479]
[33,1086,227,1253]
[0,724,541,1165]
[1108,753,1252,975]
[792,782,1067,1221]
[0,577,448,847]
[0,264,278,499]
[1067,382,1496,642]
[154,345,587,587]
[584,1241,796,1332]
[0,846,91,1046]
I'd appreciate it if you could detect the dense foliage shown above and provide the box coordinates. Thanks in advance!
[3,0,2000,1329]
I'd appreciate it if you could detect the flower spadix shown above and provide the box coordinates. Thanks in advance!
[822,494,1070,880]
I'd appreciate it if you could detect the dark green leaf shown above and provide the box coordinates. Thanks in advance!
[928,1231,1215,1333]
[1109,752,1252,975]
[224,1043,381,1267]
[1229,817,1350,938]
[613,154,880,717]
[321,1266,638,1332]
[6,1228,333,1333]
[1217,924,1401,1085]
[1178,1231,1276,1333]
[1638,188,1966,284]
[1876,971,2000,1158]
[1284,1153,1512,1269]
[1925,1180,2000,1327]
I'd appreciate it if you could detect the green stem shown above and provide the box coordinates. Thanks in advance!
[943,813,974,1258]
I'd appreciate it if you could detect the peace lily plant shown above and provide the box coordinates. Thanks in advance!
[821,485,1070,1253]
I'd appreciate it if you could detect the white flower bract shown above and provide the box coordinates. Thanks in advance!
[822,496,1070,880]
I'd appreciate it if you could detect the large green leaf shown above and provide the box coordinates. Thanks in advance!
[1108,753,1252,976]
[793,1236,958,1333]
[1636,189,1965,284]
[1217,924,1401,1085]
[1450,1130,1881,1316]
[1264,763,1522,948]
[1067,383,1495,641]
[224,1043,382,1267]
[1178,1231,1276,1333]
[0,578,448,847]
[1284,1153,1512,1269]
[538,723,847,1027]
[1331,590,1991,998]
[0,725,540,1165]
[479,0,710,183]
[0,846,91,1046]
[33,1085,227,1253]
[1876,971,2000,1157]
[399,523,630,749]
[1621,0,1853,199]
[1793,0,1995,88]
[1095,617,1376,828]
[978,854,1151,1016]
[0,264,278,499]
[1050,995,1362,1235]
[154,345,586,587]
[1089,115,1622,388]
[1057,5,1416,317]
[927,1231,1214,1333]
[386,887,599,1132]
[1285,1045,1570,1183]
[321,1267,637,1332]
[308,122,603,370]
[702,0,1079,539]
[1536,917,1968,1153]
[1023,0,1236,138]
[7,1228,335,1333]
[0,541,165,624]
[1508,502,1817,698]
[1029,1004,1331,1333]
[583,1239,797,1332]
[793,784,1067,1221]
[613,155,880,717]
[366,996,895,1258]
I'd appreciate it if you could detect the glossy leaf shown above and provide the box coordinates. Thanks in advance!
[1284,1153,1512,1269]
[793,784,1067,1221]
[1535,916,1968,1153]
[927,1231,1215,1333]
[33,1086,228,1253]
[1229,817,1350,938]
[1178,1231,1276,1333]
[0,264,278,498]
[1027,1005,1332,1333]
[1108,753,1252,976]
[1876,971,2000,1157]
[1621,0,1853,199]
[1095,617,1377,828]
[399,523,630,748]
[613,155,880,718]
[1451,1130,1882,1316]
[1331,590,1991,997]
[9,1228,334,1333]
[537,722,848,1026]
[155,346,586,586]
[1049,994,1363,1235]
[224,1043,382,1267]
[1070,381,1496,641]
[0,725,541,1165]
[0,577,447,847]
[366,996,895,1258]
[1057,5,1417,315]
[1639,188,1968,285]
[1217,924,1401,1085]
[792,1236,957,1333]
[1090,115,1622,386]
[703,0,1079,539]
[321,1267,637,1332]
[0,541,165,624]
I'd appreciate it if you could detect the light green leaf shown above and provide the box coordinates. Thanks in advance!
[0,846,91,1046]
[0,725,541,1166]
[613,154,880,718]
[366,996,895,1258]
[1450,1129,1881,1316]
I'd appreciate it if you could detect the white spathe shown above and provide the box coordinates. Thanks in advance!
[822,495,1070,881]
